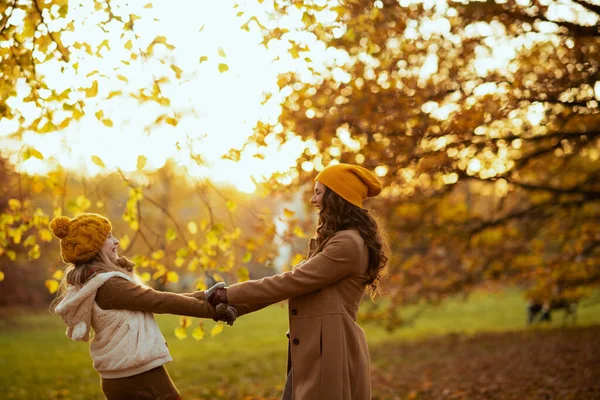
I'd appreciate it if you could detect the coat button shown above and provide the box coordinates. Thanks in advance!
[293,338,300,345]
[291,309,297,316]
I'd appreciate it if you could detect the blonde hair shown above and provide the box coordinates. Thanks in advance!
[49,250,135,313]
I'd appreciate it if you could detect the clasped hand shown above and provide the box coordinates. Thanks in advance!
[195,282,235,326]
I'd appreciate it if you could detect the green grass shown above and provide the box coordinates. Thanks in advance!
[1,289,599,400]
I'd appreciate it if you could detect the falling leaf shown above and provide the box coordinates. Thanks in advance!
[95,110,104,120]
[170,65,183,79]
[124,40,133,50]
[293,226,306,238]
[144,2,153,8]
[218,63,229,73]
[174,327,187,340]
[101,119,113,128]
[210,322,224,337]
[242,251,252,263]
[218,47,226,57]
[117,75,128,82]
[180,316,191,328]
[283,208,296,218]
[199,55,208,63]
[192,325,205,341]
[91,155,106,168]
[45,279,59,294]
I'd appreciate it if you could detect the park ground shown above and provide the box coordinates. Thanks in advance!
[0,288,599,400]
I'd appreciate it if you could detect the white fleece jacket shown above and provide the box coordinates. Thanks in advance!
[54,271,172,379]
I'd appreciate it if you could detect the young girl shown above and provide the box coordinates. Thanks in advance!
[49,213,234,400]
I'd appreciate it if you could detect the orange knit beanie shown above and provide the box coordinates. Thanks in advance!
[315,163,382,208]
[49,213,112,264]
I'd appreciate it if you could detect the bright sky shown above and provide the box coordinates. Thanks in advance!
[1,0,327,192]
[1,0,597,193]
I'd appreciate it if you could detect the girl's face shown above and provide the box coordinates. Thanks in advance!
[101,233,119,262]
[310,181,326,210]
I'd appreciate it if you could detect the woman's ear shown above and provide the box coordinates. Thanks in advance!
[117,256,135,272]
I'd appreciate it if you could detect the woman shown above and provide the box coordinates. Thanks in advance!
[49,213,233,400]
[206,163,389,400]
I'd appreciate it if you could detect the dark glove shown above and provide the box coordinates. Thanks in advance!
[207,287,228,308]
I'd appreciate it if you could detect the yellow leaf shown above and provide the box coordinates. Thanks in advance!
[0,271,4,281]
[120,234,131,251]
[180,316,191,328]
[45,279,59,294]
[170,65,183,79]
[187,221,198,234]
[174,257,184,267]
[226,200,237,212]
[144,2,153,8]
[140,272,151,282]
[283,208,296,218]
[137,155,147,170]
[174,327,187,340]
[39,229,53,242]
[23,235,36,247]
[167,271,179,283]
[212,272,224,282]
[237,267,250,282]
[210,322,224,337]
[91,155,106,168]
[166,228,177,242]
[242,251,252,263]
[95,110,104,120]
[152,250,165,260]
[52,270,64,280]
[117,75,128,82]
[192,325,205,341]
[218,63,229,73]
[29,148,44,160]
[218,47,226,57]
[199,55,208,63]
[101,119,113,128]
[293,226,306,238]
[8,199,20,211]
[195,280,207,290]
[28,244,41,260]
[124,40,133,50]
[188,240,198,251]
[6,250,16,261]
[85,80,99,98]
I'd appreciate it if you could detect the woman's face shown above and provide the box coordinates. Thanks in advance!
[310,181,326,211]
[101,233,119,262]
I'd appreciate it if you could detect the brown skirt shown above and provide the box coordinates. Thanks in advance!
[101,366,181,400]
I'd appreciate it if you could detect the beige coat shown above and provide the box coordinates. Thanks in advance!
[228,229,371,400]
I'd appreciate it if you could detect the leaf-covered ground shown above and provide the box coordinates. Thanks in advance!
[371,326,600,400]
[1,290,599,399]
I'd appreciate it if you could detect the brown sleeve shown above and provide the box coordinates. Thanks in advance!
[233,302,274,317]
[95,277,217,319]
[227,231,360,305]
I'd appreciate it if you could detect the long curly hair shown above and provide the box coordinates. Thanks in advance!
[315,186,389,297]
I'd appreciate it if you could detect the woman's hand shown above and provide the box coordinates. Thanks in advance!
[207,287,228,307]
[215,303,238,326]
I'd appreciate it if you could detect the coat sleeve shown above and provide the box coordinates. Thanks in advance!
[227,232,361,305]
[233,302,275,317]
[95,277,217,319]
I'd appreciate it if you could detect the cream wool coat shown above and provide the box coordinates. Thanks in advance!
[229,230,372,400]
[54,272,172,379]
